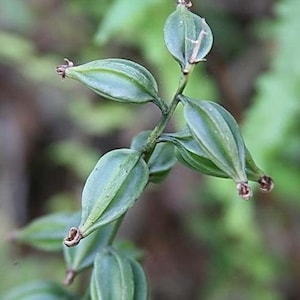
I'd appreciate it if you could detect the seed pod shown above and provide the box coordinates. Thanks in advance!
[245,148,274,192]
[180,96,252,199]
[63,221,117,285]
[56,58,164,108]
[131,131,176,183]
[164,2,213,72]
[90,247,147,300]
[64,149,149,246]
[160,129,228,178]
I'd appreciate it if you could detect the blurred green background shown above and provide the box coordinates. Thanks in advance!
[1,0,300,299]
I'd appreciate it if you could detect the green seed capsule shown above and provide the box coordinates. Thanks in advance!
[164,3,213,73]
[64,149,149,246]
[56,58,163,107]
[90,248,147,300]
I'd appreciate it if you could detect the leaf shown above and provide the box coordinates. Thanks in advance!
[94,0,155,45]
[164,3,213,72]
[78,149,149,238]
[131,131,177,183]
[3,281,79,300]
[58,58,162,106]
[90,248,147,300]
[11,212,80,251]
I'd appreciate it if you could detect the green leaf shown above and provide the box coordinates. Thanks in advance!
[11,212,80,251]
[164,3,213,72]
[3,281,79,300]
[94,0,155,45]
[131,131,177,183]
[58,58,162,106]
[63,221,117,285]
[73,149,148,240]
[90,248,147,300]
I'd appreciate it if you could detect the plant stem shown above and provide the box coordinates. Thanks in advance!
[143,71,190,162]
[107,214,125,245]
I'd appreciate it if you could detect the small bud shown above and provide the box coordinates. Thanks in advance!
[258,175,274,192]
[237,182,253,200]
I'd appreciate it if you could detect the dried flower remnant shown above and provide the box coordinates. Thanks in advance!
[258,175,274,192]
[177,0,192,8]
[237,182,253,200]
[56,58,74,78]
[64,227,83,247]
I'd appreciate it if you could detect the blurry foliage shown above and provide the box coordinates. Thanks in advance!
[1,0,300,299]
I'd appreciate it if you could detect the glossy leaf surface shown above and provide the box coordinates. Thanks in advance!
[63,58,161,104]
[12,212,80,251]
[164,4,213,71]
[79,149,149,237]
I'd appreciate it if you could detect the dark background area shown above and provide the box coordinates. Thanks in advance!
[1,0,300,299]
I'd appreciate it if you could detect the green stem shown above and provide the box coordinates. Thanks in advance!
[108,214,125,246]
[143,71,190,162]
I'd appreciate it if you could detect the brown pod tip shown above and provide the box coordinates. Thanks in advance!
[64,227,82,247]
[258,175,274,192]
[237,182,253,200]
[56,58,74,78]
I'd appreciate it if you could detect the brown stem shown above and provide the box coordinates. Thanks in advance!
[63,269,76,286]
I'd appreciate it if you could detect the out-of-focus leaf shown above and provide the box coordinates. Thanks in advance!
[94,0,157,45]
[3,281,79,300]
[12,212,80,251]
